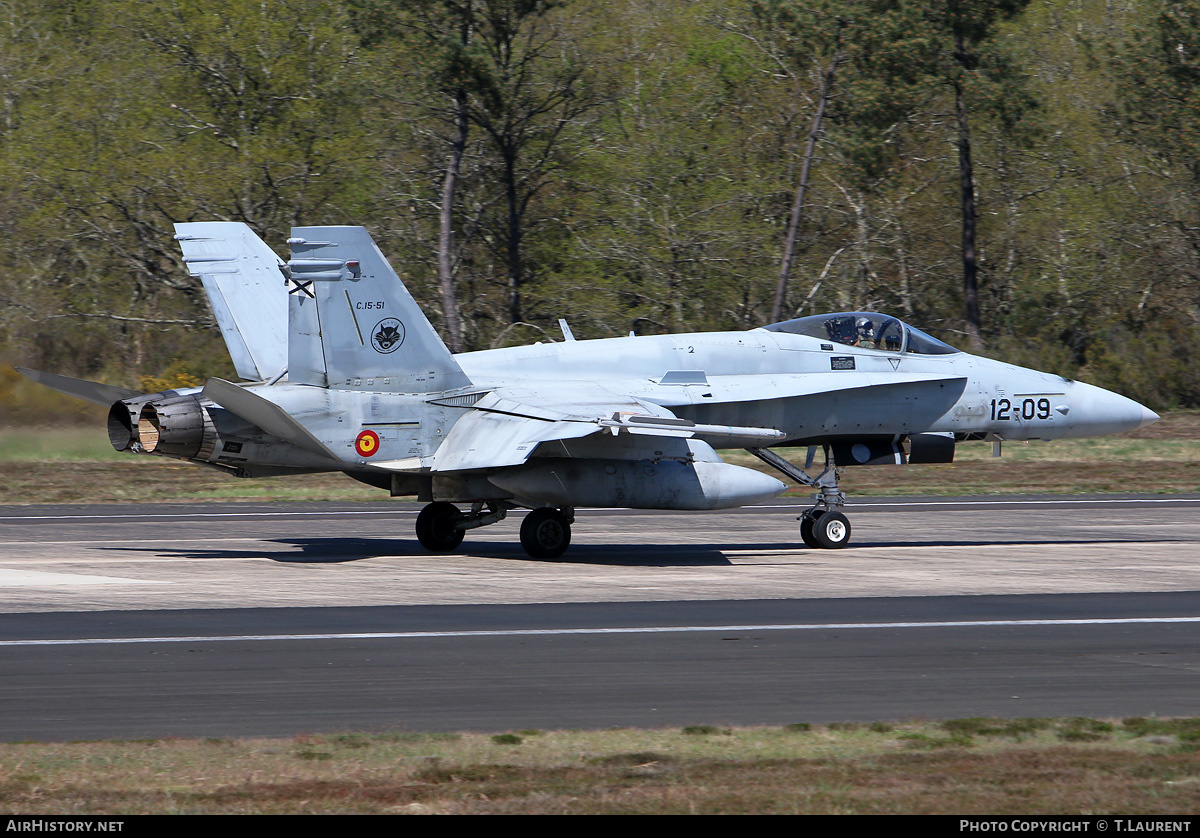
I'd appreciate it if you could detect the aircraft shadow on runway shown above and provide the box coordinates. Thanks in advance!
[101,538,743,566]
[94,532,1173,567]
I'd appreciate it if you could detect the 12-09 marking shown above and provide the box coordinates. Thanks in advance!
[991,397,1051,421]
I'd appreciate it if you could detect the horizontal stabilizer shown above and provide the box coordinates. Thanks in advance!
[202,378,338,461]
[14,367,142,406]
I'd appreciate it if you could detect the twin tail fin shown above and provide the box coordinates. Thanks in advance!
[175,222,469,393]
[286,226,471,393]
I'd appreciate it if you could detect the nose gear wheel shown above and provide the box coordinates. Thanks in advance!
[747,444,853,549]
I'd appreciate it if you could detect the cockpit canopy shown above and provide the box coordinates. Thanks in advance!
[764,312,961,355]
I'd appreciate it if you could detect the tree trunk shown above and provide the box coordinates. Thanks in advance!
[504,145,523,324]
[769,30,842,324]
[954,29,983,349]
[435,5,475,353]
[437,90,468,353]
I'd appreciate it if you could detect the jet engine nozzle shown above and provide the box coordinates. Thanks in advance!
[107,400,138,452]
[129,395,215,459]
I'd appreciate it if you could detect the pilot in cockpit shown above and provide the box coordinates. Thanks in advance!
[853,317,876,348]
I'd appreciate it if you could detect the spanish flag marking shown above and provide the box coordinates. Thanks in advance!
[354,429,380,457]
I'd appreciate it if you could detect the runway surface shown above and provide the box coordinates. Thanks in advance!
[2,496,1199,739]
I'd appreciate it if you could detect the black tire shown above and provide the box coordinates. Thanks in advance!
[813,510,851,549]
[415,502,464,552]
[800,509,825,549]
[520,508,572,559]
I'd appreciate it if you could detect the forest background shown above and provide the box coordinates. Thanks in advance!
[2,0,1199,422]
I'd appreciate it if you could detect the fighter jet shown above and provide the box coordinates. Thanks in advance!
[17,222,1159,557]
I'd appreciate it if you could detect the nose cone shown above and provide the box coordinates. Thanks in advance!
[1067,381,1159,437]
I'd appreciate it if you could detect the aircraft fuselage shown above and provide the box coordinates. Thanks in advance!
[24,223,1159,556]
[455,328,1153,447]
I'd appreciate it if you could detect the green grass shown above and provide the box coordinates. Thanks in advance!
[0,427,123,462]
[955,437,1200,463]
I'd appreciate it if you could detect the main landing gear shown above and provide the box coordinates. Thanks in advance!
[413,501,574,560]
[414,501,466,552]
[519,507,573,559]
[746,445,852,549]
[415,501,507,553]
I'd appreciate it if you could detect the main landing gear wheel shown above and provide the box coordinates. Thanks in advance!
[415,501,465,552]
[800,510,825,549]
[520,507,572,559]
[811,510,851,549]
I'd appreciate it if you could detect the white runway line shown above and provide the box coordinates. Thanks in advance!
[857,498,1200,507]
[5,615,1200,647]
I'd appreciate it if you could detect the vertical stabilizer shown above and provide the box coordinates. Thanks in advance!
[287,226,471,393]
[174,222,289,382]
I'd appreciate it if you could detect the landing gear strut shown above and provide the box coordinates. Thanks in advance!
[746,445,851,549]
[520,507,574,559]
[414,501,507,553]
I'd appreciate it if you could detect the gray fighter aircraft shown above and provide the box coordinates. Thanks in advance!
[17,222,1159,557]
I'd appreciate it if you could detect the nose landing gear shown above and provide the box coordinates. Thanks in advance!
[800,508,851,549]
[746,445,852,549]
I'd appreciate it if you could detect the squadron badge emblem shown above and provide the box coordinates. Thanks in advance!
[371,318,405,354]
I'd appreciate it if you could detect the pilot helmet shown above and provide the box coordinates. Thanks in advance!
[855,317,875,340]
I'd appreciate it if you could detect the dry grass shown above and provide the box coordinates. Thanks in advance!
[803,449,1200,496]
[0,460,382,505]
[1,411,1198,505]
[728,410,1200,496]
[3,720,1200,814]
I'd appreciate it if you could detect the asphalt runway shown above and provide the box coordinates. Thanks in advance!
[2,496,1200,740]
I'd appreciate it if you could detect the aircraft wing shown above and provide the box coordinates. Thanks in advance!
[425,386,784,473]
